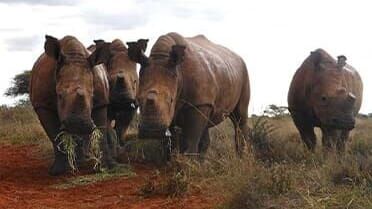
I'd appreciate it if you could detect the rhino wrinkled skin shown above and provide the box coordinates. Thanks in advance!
[288,49,363,152]
[127,32,250,156]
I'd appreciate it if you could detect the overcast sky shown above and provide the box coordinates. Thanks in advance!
[0,0,371,114]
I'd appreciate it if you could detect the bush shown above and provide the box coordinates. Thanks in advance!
[263,104,289,118]
[4,70,31,97]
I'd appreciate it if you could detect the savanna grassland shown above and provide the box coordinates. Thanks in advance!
[0,104,371,209]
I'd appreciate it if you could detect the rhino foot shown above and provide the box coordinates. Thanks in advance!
[48,160,68,176]
[48,164,68,176]
[104,158,119,170]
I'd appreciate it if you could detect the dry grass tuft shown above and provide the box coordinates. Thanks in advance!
[138,157,191,198]
[0,105,47,145]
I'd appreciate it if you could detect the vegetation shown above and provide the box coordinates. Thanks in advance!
[155,115,372,209]
[53,165,135,189]
[1,103,372,209]
[263,104,289,118]
[4,70,31,97]
[0,104,46,145]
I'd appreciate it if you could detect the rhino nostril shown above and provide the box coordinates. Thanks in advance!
[146,98,155,105]
[331,118,339,124]
[115,76,126,90]
[117,75,124,83]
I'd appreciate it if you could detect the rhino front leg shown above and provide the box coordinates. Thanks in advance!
[337,130,350,153]
[321,127,333,151]
[107,125,119,159]
[182,106,211,156]
[115,110,136,145]
[92,107,117,170]
[34,108,68,176]
[198,128,210,156]
[322,128,349,154]
[291,111,316,151]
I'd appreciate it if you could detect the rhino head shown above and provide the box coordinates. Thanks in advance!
[89,39,138,111]
[44,35,106,135]
[127,39,186,138]
[308,50,356,130]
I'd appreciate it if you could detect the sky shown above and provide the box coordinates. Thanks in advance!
[0,0,371,114]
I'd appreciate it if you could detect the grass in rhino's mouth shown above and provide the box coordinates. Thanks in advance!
[56,132,79,172]
[52,165,136,189]
[55,128,104,173]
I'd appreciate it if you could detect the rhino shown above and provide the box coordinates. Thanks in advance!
[88,39,138,156]
[127,32,250,156]
[30,35,116,175]
[288,49,363,152]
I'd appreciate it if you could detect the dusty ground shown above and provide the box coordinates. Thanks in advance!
[0,144,218,209]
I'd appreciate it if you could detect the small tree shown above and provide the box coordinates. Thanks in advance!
[263,104,289,118]
[5,70,31,97]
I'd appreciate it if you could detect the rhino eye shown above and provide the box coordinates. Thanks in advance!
[321,96,327,102]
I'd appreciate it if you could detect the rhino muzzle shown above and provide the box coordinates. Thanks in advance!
[61,116,95,135]
[326,117,355,130]
[138,123,169,139]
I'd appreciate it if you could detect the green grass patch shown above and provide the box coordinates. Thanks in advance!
[52,165,136,189]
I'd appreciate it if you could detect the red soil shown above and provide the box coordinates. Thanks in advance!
[0,144,218,209]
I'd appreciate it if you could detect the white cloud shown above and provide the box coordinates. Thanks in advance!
[0,0,78,5]
[6,35,41,51]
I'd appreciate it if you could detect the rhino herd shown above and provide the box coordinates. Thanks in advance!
[29,32,363,175]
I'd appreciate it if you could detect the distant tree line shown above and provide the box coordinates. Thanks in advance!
[263,104,289,118]
[358,113,372,119]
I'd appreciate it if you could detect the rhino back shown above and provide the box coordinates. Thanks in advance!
[181,34,249,120]
[148,32,249,124]
[30,53,57,111]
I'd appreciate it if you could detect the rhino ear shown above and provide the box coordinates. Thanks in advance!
[88,40,112,67]
[310,51,322,70]
[94,39,105,45]
[337,55,347,68]
[127,39,149,66]
[169,44,186,66]
[44,35,60,60]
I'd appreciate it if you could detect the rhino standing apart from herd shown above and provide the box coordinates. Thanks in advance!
[288,49,363,152]
[29,33,363,176]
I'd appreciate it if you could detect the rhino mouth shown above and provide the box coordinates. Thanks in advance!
[324,118,355,130]
[110,91,134,102]
[109,97,138,111]
[61,117,95,135]
[138,123,169,139]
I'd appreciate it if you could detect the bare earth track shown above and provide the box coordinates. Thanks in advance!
[0,144,217,209]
